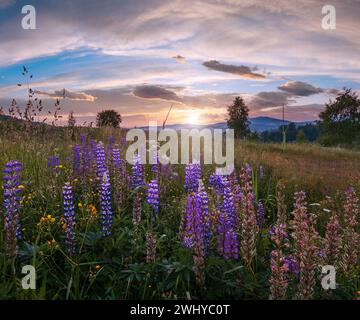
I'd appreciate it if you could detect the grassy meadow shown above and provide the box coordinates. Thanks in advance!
[0,124,359,300]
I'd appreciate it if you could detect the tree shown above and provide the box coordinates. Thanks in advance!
[226,96,250,138]
[96,110,122,128]
[318,88,360,145]
[296,130,308,143]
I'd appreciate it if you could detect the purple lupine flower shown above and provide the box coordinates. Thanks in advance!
[257,201,265,227]
[73,144,82,175]
[3,161,23,257]
[284,256,300,276]
[151,156,159,176]
[198,181,211,251]
[181,183,210,251]
[184,162,201,192]
[209,172,225,195]
[48,155,60,168]
[131,153,144,189]
[112,145,121,169]
[62,182,76,254]
[180,182,210,286]
[147,178,159,216]
[100,171,113,236]
[217,177,238,260]
[96,141,107,182]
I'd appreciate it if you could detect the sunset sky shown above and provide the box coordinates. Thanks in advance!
[0,0,360,127]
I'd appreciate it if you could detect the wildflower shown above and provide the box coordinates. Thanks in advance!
[341,187,359,273]
[62,182,76,254]
[48,155,60,168]
[179,181,211,286]
[324,211,341,265]
[217,177,238,260]
[291,191,319,300]
[131,153,144,189]
[96,141,107,183]
[284,256,300,276]
[239,164,257,265]
[100,171,113,236]
[184,162,201,193]
[147,178,159,216]
[87,204,97,218]
[146,232,157,263]
[47,239,57,247]
[3,160,23,258]
[269,223,289,300]
[209,172,225,195]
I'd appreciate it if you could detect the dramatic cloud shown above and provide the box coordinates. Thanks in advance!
[202,60,265,79]
[133,85,182,102]
[35,89,96,102]
[278,81,323,96]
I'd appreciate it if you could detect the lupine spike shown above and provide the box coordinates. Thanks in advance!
[147,178,159,218]
[96,141,107,183]
[341,187,359,273]
[269,223,289,300]
[217,177,238,260]
[100,171,113,236]
[62,182,76,254]
[291,191,319,300]
[3,161,23,258]
[240,164,257,265]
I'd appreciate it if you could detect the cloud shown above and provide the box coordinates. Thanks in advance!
[202,60,265,79]
[278,81,323,96]
[248,91,293,109]
[35,89,96,101]
[173,55,187,63]
[325,88,342,96]
[133,85,182,102]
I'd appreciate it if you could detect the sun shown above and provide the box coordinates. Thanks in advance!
[186,111,200,124]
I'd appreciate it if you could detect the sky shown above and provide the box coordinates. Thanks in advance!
[0,0,360,127]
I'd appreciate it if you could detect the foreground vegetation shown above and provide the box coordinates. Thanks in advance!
[0,126,359,300]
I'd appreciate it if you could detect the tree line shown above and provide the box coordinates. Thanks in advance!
[226,88,360,147]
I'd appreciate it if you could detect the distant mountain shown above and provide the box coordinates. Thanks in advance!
[140,116,315,132]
